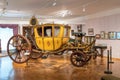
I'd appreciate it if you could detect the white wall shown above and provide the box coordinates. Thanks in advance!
[83,13,120,58]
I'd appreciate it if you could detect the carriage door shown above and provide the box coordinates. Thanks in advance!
[54,26,62,50]
[63,26,70,44]
[43,26,54,50]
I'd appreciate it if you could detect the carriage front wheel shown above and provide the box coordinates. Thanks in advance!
[7,35,32,63]
[70,51,87,67]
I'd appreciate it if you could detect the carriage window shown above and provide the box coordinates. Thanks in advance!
[44,26,52,37]
[64,27,69,37]
[37,27,42,36]
[54,26,60,37]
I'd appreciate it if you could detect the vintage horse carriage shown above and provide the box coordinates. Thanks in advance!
[7,16,97,67]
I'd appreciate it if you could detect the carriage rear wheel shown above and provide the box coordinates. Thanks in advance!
[7,35,32,63]
[70,51,87,67]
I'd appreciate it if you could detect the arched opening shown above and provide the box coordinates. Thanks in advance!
[0,24,18,53]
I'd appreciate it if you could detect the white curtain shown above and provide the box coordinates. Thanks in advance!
[0,28,13,51]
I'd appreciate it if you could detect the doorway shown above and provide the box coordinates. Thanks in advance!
[0,28,13,52]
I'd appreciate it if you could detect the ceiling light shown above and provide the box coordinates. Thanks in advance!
[83,7,86,12]
[53,2,56,6]
[56,10,72,17]
[52,0,57,6]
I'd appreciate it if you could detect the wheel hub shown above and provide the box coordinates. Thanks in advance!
[76,56,82,61]
[16,46,22,51]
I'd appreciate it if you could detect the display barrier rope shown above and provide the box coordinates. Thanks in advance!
[104,50,112,74]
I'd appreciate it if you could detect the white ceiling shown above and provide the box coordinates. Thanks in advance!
[0,0,120,21]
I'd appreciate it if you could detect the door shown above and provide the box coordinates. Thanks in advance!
[43,26,54,50]
[54,26,62,50]
[34,27,44,50]
[63,26,71,44]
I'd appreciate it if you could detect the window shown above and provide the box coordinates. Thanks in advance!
[37,27,42,36]
[44,26,52,37]
[64,27,69,37]
[0,28,13,51]
[54,26,60,37]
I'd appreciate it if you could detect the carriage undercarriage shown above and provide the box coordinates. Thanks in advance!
[7,34,97,67]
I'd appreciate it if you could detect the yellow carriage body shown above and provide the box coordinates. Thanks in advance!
[34,24,71,51]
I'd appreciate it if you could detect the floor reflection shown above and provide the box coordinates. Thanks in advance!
[0,55,120,80]
[0,57,13,80]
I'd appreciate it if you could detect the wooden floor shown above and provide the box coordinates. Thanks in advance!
[0,53,120,80]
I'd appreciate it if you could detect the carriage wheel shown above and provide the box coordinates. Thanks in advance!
[7,35,32,63]
[70,51,87,67]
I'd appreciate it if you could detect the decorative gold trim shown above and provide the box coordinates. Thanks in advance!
[30,16,39,26]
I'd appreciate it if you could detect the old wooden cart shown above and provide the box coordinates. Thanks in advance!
[7,17,97,67]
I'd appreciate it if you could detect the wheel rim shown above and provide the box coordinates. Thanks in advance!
[7,35,31,63]
[70,51,86,67]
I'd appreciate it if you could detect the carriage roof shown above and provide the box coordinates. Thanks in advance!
[33,23,71,28]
